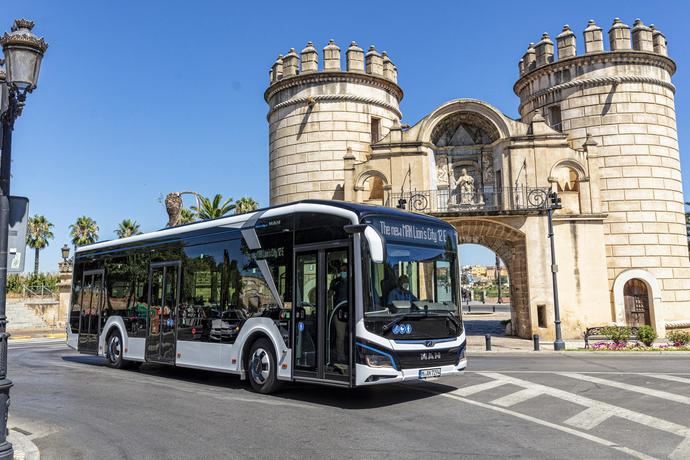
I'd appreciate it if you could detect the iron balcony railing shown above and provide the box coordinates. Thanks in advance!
[389,187,551,214]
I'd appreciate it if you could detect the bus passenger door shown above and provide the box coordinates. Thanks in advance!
[146,262,180,364]
[78,270,104,355]
[294,244,351,385]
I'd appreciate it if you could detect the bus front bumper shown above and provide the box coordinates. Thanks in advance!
[355,358,467,386]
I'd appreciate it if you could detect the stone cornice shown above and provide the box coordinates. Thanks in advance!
[268,93,402,119]
[264,70,404,103]
[517,74,676,114]
[514,50,676,97]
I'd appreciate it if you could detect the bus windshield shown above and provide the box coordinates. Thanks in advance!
[364,243,462,340]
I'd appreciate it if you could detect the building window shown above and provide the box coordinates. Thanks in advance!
[371,117,381,143]
[547,105,562,132]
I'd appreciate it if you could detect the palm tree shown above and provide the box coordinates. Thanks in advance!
[26,215,54,275]
[192,194,235,220]
[115,219,142,238]
[70,216,99,246]
[178,208,197,225]
[235,197,259,214]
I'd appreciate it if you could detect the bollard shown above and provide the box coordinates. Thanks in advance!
[485,334,492,351]
[533,334,540,351]
[492,305,496,313]
[468,304,472,313]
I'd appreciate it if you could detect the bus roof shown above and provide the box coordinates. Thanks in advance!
[75,199,454,255]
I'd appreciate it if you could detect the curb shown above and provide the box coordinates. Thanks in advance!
[9,333,65,342]
[8,427,40,460]
[467,349,690,356]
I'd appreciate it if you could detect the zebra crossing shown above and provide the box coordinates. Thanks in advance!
[423,370,690,460]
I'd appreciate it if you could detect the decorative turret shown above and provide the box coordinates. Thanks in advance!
[323,39,341,71]
[631,19,653,52]
[346,41,364,72]
[583,20,604,53]
[382,51,396,82]
[270,54,283,83]
[365,45,383,76]
[651,25,668,56]
[535,33,554,67]
[518,18,672,77]
[267,40,400,84]
[300,41,318,73]
[282,48,299,77]
[556,25,576,59]
[608,18,631,51]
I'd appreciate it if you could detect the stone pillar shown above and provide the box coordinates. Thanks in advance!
[522,43,536,73]
[535,33,554,67]
[365,45,383,76]
[343,148,356,202]
[632,19,653,52]
[608,18,631,51]
[651,26,668,56]
[346,41,364,72]
[300,41,318,73]
[556,25,576,59]
[583,20,604,53]
[282,48,299,77]
[323,39,341,71]
[58,261,72,328]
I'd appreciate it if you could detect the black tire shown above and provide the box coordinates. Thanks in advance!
[246,338,282,394]
[105,329,127,369]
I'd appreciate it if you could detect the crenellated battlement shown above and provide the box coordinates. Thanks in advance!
[518,18,670,77]
[268,39,398,85]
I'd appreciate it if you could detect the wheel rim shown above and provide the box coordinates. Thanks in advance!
[249,348,270,385]
[108,335,121,363]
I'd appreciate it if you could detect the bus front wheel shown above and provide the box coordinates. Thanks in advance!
[247,338,281,394]
[105,330,126,369]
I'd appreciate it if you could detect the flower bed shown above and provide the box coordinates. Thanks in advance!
[590,341,690,351]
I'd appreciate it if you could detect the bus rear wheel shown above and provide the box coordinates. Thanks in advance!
[247,338,281,394]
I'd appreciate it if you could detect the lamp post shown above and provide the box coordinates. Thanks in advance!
[547,190,565,351]
[495,254,502,304]
[0,19,48,460]
[61,243,70,262]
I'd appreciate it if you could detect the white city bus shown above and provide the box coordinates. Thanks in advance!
[67,200,466,393]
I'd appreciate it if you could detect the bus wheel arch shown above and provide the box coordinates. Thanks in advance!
[241,331,282,393]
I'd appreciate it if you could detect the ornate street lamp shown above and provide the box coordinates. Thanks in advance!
[61,244,70,263]
[0,19,48,460]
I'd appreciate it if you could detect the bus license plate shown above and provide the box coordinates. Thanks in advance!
[419,368,441,380]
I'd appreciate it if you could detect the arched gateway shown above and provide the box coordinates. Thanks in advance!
[267,25,690,340]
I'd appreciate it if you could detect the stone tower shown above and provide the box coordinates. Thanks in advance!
[514,18,690,327]
[265,40,403,204]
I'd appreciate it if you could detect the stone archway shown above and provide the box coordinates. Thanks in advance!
[446,218,531,338]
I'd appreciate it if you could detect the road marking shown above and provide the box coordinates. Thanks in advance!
[671,437,690,460]
[418,386,656,460]
[641,373,690,385]
[479,372,690,458]
[451,379,507,396]
[564,406,615,430]
[466,371,690,376]
[491,388,542,407]
[558,372,690,405]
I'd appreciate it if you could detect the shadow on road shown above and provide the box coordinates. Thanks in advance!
[61,354,458,409]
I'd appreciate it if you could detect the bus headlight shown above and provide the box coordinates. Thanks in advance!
[365,353,394,368]
[356,342,397,370]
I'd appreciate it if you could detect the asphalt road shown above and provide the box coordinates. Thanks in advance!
[7,341,690,459]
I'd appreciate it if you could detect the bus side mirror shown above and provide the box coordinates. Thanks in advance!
[344,224,368,234]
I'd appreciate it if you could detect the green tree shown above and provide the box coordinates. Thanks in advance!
[192,194,235,220]
[69,216,99,246]
[26,215,54,275]
[235,197,259,214]
[115,219,142,238]
[178,208,197,225]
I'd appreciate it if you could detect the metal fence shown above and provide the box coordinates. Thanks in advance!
[389,187,551,214]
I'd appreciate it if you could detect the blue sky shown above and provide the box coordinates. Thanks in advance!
[4,0,689,271]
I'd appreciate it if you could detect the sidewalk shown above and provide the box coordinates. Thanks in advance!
[7,427,40,460]
[8,328,65,342]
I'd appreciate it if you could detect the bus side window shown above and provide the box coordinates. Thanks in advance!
[69,263,84,333]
